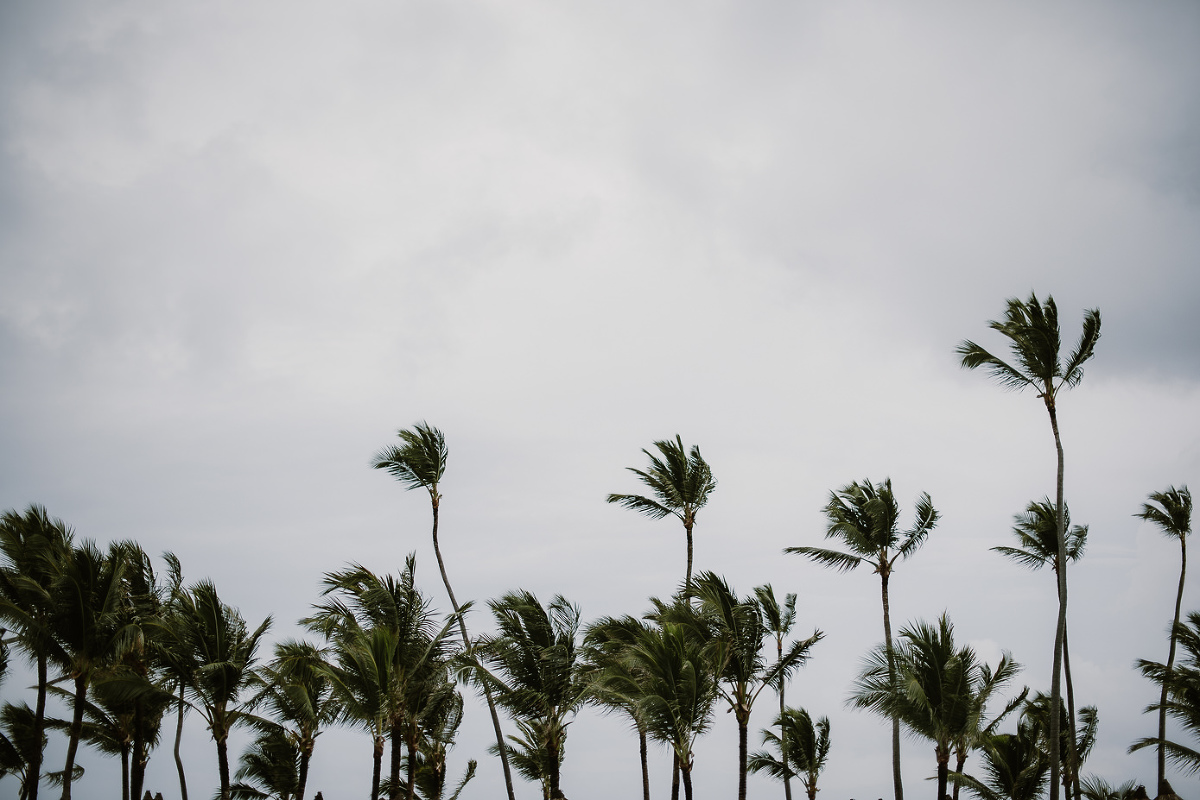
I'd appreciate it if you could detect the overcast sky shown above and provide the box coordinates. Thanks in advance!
[2,2,1199,799]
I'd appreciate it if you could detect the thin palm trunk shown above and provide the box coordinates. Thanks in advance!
[738,711,750,800]
[1159,535,1187,794]
[120,744,130,800]
[174,687,189,800]
[1063,624,1079,800]
[406,730,419,800]
[672,752,681,800]
[684,519,694,599]
[131,702,147,800]
[936,746,950,800]
[639,723,651,800]
[371,734,385,800]
[61,675,88,800]
[681,762,694,800]
[217,733,232,800]
[430,503,517,800]
[953,749,966,800]
[882,571,904,800]
[1048,404,1067,800]
[780,638,793,800]
[298,746,312,800]
[389,722,403,800]
[29,653,46,800]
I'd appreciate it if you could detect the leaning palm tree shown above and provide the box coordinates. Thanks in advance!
[959,292,1101,800]
[581,615,655,800]
[1135,485,1193,794]
[1131,611,1200,775]
[691,572,823,800]
[993,498,1086,795]
[172,579,271,800]
[851,615,1005,800]
[373,422,516,800]
[748,706,831,800]
[463,591,590,800]
[607,435,717,597]
[0,504,74,800]
[786,477,939,800]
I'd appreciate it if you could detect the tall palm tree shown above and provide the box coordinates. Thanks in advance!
[691,572,822,800]
[607,435,717,597]
[786,477,939,800]
[49,539,136,800]
[1135,485,1193,794]
[463,591,590,800]
[322,625,395,800]
[748,706,831,800]
[172,579,271,800]
[1132,611,1200,775]
[851,615,1008,800]
[754,585,801,800]
[0,504,74,800]
[994,499,1087,797]
[154,553,194,800]
[1022,693,1098,798]
[373,422,517,800]
[958,292,1101,800]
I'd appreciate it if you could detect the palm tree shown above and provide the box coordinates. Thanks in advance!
[1079,776,1138,800]
[322,625,395,800]
[623,618,718,800]
[582,615,655,800]
[958,292,1101,800]
[786,477,939,800]
[851,615,1010,800]
[154,553,194,800]
[949,657,1025,800]
[754,585,801,800]
[994,498,1088,798]
[0,701,42,800]
[607,435,717,597]
[748,706,831,800]
[1132,611,1200,775]
[172,579,271,800]
[373,422,516,800]
[228,727,300,800]
[691,572,822,800]
[305,555,461,800]
[463,591,590,800]
[0,504,74,800]
[1135,485,1193,794]
[405,684,476,800]
[251,640,339,800]
[949,718,1049,800]
[49,539,136,800]
[1023,693,1098,798]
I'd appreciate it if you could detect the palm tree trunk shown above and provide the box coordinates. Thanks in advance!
[1063,624,1079,800]
[61,674,88,800]
[131,701,147,800]
[881,569,904,800]
[738,710,749,800]
[681,761,694,800]
[389,722,403,800]
[549,738,563,799]
[1159,534,1187,794]
[1047,402,1067,800]
[639,723,651,800]
[371,734,385,800]
[952,749,966,800]
[430,502,517,800]
[406,730,419,800]
[29,652,46,800]
[935,746,949,800]
[684,519,694,599]
[216,733,232,800]
[671,752,680,800]
[174,686,189,800]
[121,743,130,800]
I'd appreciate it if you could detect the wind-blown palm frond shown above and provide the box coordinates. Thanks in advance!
[995,499,1087,571]
[371,422,447,495]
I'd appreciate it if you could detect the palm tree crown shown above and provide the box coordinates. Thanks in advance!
[994,499,1088,573]
[371,422,447,507]
[607,435,716,595]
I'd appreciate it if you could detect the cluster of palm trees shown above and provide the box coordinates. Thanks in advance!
[0,292,1195,800]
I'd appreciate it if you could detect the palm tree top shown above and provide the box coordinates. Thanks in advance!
[1135,485,1192,542]
[606,435,716,522]
[786,478,938,573]
[957,293,1101,401]
[371,421,447,497]
[994,498,1088,571]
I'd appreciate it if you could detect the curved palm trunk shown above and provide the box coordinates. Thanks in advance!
[780,636,793,800]
[1063,624,1079,800]
[61,674,88,800]
[881,570,904,800]
[430,502,517,800]
[174,687,189,800]
[1047,402,1067,800]
[1159,534,1187,794]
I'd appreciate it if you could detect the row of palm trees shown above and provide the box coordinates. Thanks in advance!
[0,291,1194,800]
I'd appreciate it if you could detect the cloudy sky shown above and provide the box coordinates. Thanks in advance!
[2,2,1199,798]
